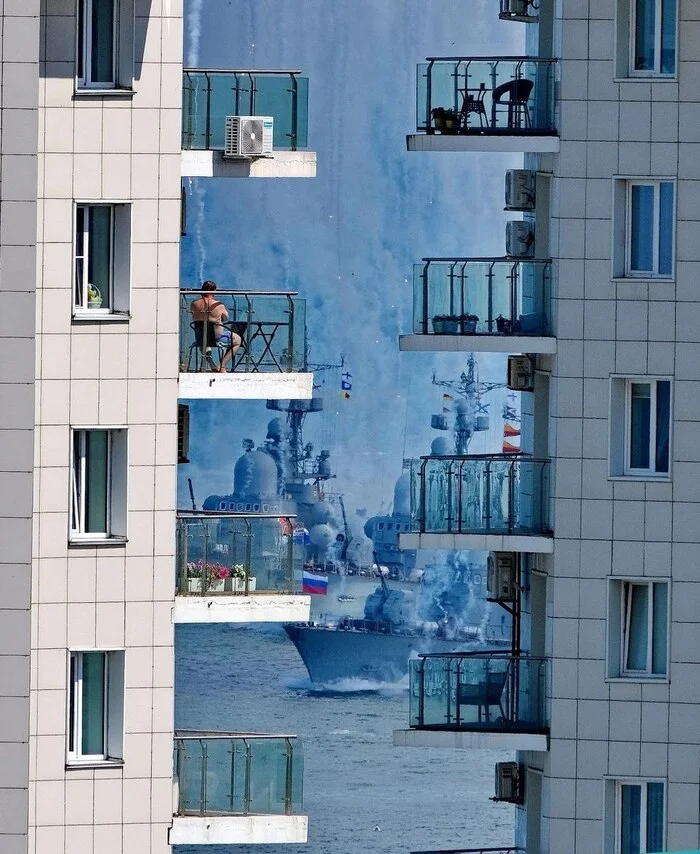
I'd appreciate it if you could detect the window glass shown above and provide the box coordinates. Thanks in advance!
[90,0,115,84]
[81,652,106,756]
[630,185,654,273]
[658,182,674,275]
[625,584,649,672]
[629,383,651,470]
[87,206,112,309]
[634,0,656,71]
[646,782,665,850]
[651,582,668,675]
[660,0,676,73]
[655,380,670,472]
[621,783,641,854]
[85,430,109,534]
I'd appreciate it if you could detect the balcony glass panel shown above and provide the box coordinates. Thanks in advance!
[409,455,551,535]
[416,58,556,135]
[409,653,548,731]
[176,513,300,596]
[174,733,303,816]
[182,70,309,151]
[179,289,307,374]
[412,259,551,336]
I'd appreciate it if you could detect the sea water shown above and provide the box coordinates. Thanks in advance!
[174,624,514,854]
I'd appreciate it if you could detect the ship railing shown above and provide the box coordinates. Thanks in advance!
[413,258,551,336]
[182,68,309,151]
[176,511,300,596]
[417,57,557,135]
[409,651,548,732]
[179,289,307,374]
[409,454,551,536]
[174,731,303,816]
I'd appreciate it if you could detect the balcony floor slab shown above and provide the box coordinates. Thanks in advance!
[182,149,317,178]
[393,728,548,752]
[406,134,559,154]
[399,334,556,354]
[173,593,311,624]
[170,814,309,845]
[399,532,554,553]
[179,372,314,400]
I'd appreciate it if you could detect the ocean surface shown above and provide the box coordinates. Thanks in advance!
[174,624,514,854]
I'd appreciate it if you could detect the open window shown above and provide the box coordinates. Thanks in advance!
[76,0,135,92]
[607,579,668,678]
[67,650,125,765]
[70,428,128,542]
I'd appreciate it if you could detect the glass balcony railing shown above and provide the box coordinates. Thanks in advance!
[409,455,551,536]
[416,57,556,135]
[183,69,309,151]
[176,512,301,596]
[179,289,307,374]
[409,652,548,732]
[412,258,551,336]
[174,732,303,817]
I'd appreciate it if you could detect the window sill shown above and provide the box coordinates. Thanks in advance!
[611,276,674,285]
[613,75,678,83]
[68,536,128,548]
[73,311,130,323]
[608,475,671,483]
[73,87,135,100]
[606,676,669,684]
[66,759,124,771]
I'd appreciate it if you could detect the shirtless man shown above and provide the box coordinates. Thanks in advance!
[190,280,241,371]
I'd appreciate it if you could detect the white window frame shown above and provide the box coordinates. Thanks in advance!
[70,427,128,543]
[609,376,672,480]
[629,0,677,77]
[607,578,669,680]
[73,202,131,320]
[67,650,125,766]
[624,180,675,279]
[77,0,117,90]
[604,778,666,854]
[614,0,677,79]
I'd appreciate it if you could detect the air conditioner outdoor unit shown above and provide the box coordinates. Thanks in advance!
[507,355,535,392]
[224,115,274,158]
[499,0,537,19]
[506,220,535,257]
[487,552,518,601]
[494,762,523,803]
[505,169,536,211]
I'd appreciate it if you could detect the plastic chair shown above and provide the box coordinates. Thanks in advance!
[457,669,508,723]
[492,78,534,129]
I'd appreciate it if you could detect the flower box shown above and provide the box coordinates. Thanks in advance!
[187,576,257,594]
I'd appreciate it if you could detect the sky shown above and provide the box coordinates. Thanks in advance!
[179,0,525,518]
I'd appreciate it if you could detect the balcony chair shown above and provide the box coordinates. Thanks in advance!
[491,78,534,130]
[188,320,225,371]
[457,669,508,724]
[459,82,488,130]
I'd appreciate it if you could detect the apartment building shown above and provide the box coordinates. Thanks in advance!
[395,1,700,853]
[0,2,314,851]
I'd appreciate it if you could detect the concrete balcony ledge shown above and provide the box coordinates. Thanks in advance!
[399,334,556,354]
[399,532,554,553]
[173,593,311,624]
[406,134,559,154]
[182,149,317,178]
[178,371,314,400]
[170,814,308,845]
[393,728,548,752]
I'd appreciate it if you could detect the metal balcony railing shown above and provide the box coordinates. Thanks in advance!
[409,652,548,732]
[408,455,551,536]
[179,289,307,374]
[417,57,556,135]
[413,258,552,336]
[176,512,300,596]
[412,848,524,854]
[174,732,303,817]
[182,69,309,151]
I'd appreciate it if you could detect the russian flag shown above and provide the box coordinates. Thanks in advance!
[302,571,328,595]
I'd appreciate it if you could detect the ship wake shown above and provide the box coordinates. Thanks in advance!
[285,674,409,697]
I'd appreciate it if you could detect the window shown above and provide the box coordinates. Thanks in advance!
[607,580,668,678]
[74,203,131,318]
[76,0,135,92]
[605,779,665,854]
[626,181,674,277]
[615,0,676,78]
[70,428,127,541]
[609,377,671,478]
[68,650,124,764]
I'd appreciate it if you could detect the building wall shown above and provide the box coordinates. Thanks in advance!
[0,5,41,854]
[28,2,183,852]
[545,1,700,851]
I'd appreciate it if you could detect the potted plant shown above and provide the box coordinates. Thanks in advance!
[186,559,232,593]
[431,107,446,132]
[87,284,103,309]
[496,314,513,334]
[230,563,257,593]
[432,314,460,334]
[443,108,458,133]
[460,313,479,333]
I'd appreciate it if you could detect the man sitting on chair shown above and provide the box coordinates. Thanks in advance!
[190,280,241,372]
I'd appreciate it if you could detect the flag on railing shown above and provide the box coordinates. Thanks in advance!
[341,371,353,400]
[504,423,521,437]
[302,571,328,595]
[502,440,520,453]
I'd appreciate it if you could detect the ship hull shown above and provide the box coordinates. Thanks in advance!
[283,623,482,684]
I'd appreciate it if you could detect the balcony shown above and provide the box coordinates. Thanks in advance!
[170,732,307,845]
[412,849,524,854]
[399,455,553,553]
[178,289,313,400]
[182,69,316,178]
[399,258,555,354]
[173,512,311,624]
[407,58,558,154]
[393,652,548,751]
